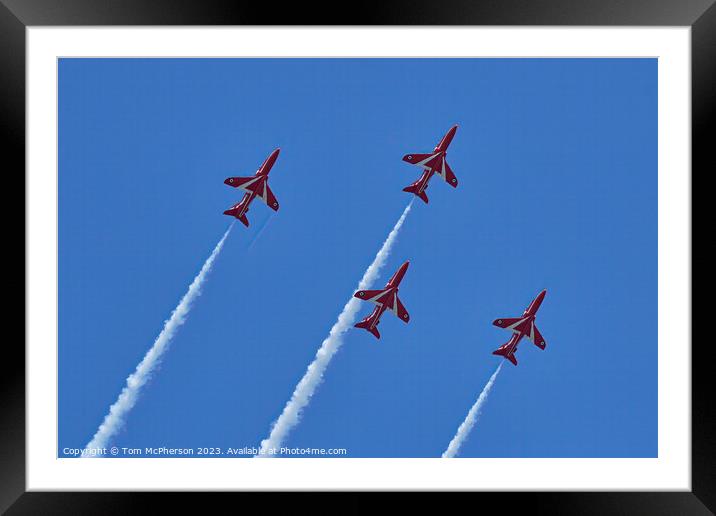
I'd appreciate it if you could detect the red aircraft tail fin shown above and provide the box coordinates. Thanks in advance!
[354,319,380,340]
[223,207,250,227]
[492,345,518,366]
[403,184,429,204]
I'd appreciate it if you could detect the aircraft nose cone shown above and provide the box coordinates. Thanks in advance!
[534,289,547,304]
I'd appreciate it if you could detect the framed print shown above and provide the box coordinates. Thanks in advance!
[4,0,713,512]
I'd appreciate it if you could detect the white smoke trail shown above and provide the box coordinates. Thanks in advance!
[257,201,414,456]
[84,224,234,453]
[442,361,503,458]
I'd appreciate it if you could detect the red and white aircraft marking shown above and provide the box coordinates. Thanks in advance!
[223,148,281,227]
[492,289,547,366]
[353,261,411,340]
[402,125,459,204]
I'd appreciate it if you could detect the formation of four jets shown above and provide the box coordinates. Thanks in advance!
[220,126,547,366]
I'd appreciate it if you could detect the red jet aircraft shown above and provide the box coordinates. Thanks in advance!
[353,261,411,339]
[402,125,459,203]
[223,148,281,227]
[492,289,547,366]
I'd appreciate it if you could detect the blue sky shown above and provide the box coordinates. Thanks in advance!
[59,58,657,458]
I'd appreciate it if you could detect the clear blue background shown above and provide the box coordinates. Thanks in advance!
[58,58,657,458]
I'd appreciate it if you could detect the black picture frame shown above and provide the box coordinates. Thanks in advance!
[3,0,712,513]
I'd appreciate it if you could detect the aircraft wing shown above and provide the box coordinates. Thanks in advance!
[527,323,546,349]
[355,289,389,304]
[256,182,280,211]
[434,158,458,187]
[493,317,523,329]
[225,176,257,190]
[388,295,410,323]
[403,152,442,170]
